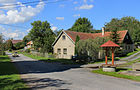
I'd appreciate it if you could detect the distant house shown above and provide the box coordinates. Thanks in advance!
[24,41,33,50]
[11,40,23,44]
[52,28,134,59]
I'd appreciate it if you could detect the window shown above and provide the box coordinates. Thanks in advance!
[63,48,67,55]
[57,48,61,54]
[62,35,66,40]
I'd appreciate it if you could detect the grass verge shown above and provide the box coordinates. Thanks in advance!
[20,52,78,65]
[92,68,140,82]
[0,55,28,90]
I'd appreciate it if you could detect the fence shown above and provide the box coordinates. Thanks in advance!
[31,51,55,58]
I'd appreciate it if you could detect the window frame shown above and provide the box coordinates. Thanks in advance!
[57,48,61,54]
[63,48,67,55]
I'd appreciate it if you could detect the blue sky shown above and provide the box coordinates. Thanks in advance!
[0,0,140,40]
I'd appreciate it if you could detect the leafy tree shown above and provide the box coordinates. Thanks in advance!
[23,35,31,45]
[105,16,140,42]
[14,42,25,50]
[76,37,109,61]
[29,20,55,53]
[0,34,5,55]
[6,40,13,51]
[69,17,93,33]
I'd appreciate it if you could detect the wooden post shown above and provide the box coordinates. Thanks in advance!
[105,48,108,64]
[112,47,114,65]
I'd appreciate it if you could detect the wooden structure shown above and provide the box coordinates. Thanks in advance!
[100,40,120,65]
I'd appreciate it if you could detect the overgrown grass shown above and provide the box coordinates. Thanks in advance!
[0,55,28,90]
[20,52,78,65]
[92,68,140,82]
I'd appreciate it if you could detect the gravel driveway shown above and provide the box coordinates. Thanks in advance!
[9,53,140,90]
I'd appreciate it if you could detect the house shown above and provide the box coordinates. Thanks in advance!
[11,40,23,44]
[26,41,33,49]
[24,41,33,50]
[52,28,134,59]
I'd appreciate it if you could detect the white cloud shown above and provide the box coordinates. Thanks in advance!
[0,1,45,24]
[51,26,58,31]
[59,4,65,7]
[76,4,94,10]
[0,0,16,3]
[0,26,25,39]
[73,14,80,17]
[83,0,87,3]
[56,17,64,20]
[73,1,78,4]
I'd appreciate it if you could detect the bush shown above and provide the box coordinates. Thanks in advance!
[0,51,5,55]
[25,49,30,53]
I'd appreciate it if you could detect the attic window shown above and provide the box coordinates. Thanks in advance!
[62,35,66,40]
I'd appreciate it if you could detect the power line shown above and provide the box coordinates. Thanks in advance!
[0,0,69,9]
[0,23,28,29]
[0,0,48,7]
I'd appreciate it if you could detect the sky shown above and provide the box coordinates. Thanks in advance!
[0,0,140,40]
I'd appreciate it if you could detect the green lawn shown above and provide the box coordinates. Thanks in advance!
[92,68,140,82]
[0,55,28,90]
[20,52,78,65]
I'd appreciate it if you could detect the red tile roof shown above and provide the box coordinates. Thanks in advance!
[27,41,33,45]
[100,40,120,47]
[65,30,128,43]
[11,40,23,44]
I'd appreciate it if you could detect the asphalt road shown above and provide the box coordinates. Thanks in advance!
[9,53,140,90]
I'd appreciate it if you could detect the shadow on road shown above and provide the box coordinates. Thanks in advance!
[13,60,81,74]
[23,77,71,90]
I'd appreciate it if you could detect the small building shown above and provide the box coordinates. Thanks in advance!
[26,41,33,49]
[24,41,33,50]
[52,29,134,59]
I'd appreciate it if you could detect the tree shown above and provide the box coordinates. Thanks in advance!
[29,20,55,53]
[0,34,5,55]
[75,35,80,55]
[105,16,140,43]
[6,40,13,51]
[110,27,120,44]
[76,37,109,61]
[69,17,93,33]
[23,35,31,45]
[14,42,25,50]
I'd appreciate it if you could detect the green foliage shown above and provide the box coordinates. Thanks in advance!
[14,42,25,50]
[92,68,140,82]
[105,16,140,42]
[110,27,120,44]
[69,17,93,33]
[76,37,109,61]
[6,40,13,50]
[0,55,27,89]
[75,35,80,54]
[25,48,30,53]
[23,35,31,45]
[29,20,55,53]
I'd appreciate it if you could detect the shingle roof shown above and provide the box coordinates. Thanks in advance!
[11,40,23,44]
[65,30,128,43]
[100,40,120,47]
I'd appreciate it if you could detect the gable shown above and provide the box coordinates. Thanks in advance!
[52,31,75,46]
[123,32,133,44]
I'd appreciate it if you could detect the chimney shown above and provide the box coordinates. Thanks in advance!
[102,27,105,36]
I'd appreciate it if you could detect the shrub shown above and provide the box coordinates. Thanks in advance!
[25,49,30,53]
